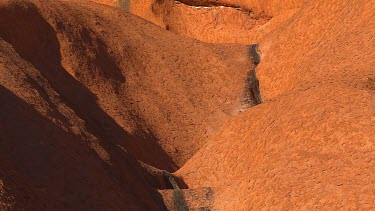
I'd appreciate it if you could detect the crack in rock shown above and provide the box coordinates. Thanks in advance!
[242,44,263,110]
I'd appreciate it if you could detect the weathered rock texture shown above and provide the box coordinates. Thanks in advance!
[0,0,258,209]
[1,0,374,210]
[91,0,301,43]
[177,0,375,209]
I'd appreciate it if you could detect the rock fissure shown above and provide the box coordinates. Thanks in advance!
[173,0,240,9]
[172,0,257,15]
[242,44,263,110]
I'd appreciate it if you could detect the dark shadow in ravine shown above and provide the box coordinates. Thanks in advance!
[0,85,166,210]
[0,1,177,209]
[0,1,177,171]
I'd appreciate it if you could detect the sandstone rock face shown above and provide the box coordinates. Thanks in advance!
[177,0,375,209]
[0,0,256,209]
[91,0,302,43]
[1,0,374,210]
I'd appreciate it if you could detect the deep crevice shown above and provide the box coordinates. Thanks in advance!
[172,0,261,19]
[173,0,241,9]
[242,44,263,110]
[248,44,261,65]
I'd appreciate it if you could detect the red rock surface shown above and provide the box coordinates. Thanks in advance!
[1,0,374,210]
[177,0,375,209]
[0,0,253,209]
[92,0,301,43]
